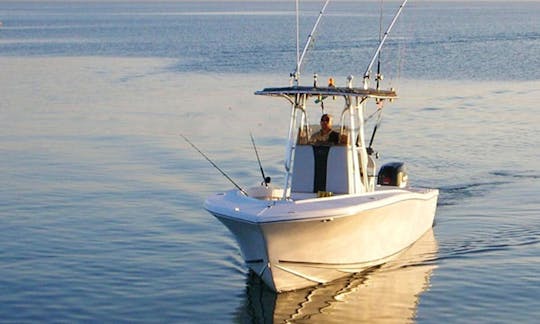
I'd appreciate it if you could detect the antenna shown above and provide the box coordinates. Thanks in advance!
[363,0,408,89]
[293,0,331,85]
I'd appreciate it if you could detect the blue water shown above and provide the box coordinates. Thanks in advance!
[2,1,539,79]
[1,1,539,323]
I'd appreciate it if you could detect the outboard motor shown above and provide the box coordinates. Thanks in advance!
[377,162,408,188]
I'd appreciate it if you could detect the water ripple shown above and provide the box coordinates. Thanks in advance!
[438,180,510,206]
[490,170,540,180]
[437,223,540,261]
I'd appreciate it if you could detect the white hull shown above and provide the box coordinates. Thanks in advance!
[245,229,438,322]
[205,187,438,292]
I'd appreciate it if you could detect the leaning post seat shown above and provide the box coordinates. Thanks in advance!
[291,145,315,193]
[326,146,353,194]
[291,144,353,195]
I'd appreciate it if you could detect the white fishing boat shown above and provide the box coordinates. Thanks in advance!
[203,0,438,292]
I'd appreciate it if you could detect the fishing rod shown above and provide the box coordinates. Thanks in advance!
[363,0,408,88]
[181,134,248,196]
[367,107,383,157]
[250,132,271,186]
[370,0,386,154]
[293,0,331,84]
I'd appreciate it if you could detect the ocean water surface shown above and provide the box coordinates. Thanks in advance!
[1,1,539,323]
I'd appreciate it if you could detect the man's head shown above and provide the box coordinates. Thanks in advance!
[320,114,332,131]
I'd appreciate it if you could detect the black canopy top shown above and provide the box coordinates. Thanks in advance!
[255,86,397,99]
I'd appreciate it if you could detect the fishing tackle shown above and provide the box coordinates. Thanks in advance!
[181,134,248,196]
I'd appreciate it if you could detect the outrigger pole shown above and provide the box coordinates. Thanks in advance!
[363,0,408,89]
[293,0,331,85]
[376,0,384,91]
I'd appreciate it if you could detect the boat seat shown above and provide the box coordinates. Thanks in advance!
[291,145,352,195]
[291,145,315,193]
[326,146,352,194]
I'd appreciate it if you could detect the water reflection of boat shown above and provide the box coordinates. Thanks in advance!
[236,229,438,323]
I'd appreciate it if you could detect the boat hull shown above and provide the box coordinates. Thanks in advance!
[206,188,438,292]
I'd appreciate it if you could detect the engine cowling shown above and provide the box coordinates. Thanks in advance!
[377,162,408,188]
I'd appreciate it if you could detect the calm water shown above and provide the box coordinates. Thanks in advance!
[1,1,539,323]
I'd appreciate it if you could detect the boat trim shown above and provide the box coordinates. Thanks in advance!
[273,263,327,284]
[207,188,438,224]
[246,259,264,264]
[277,238,418,268]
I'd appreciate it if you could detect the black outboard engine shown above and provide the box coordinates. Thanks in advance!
[377,162,408,188]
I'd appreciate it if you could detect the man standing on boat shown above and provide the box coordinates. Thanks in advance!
[310,114,340,145]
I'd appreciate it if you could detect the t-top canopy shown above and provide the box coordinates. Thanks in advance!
[255,86,397,99]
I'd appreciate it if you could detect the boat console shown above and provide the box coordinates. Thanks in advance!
[292,144,353,196]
